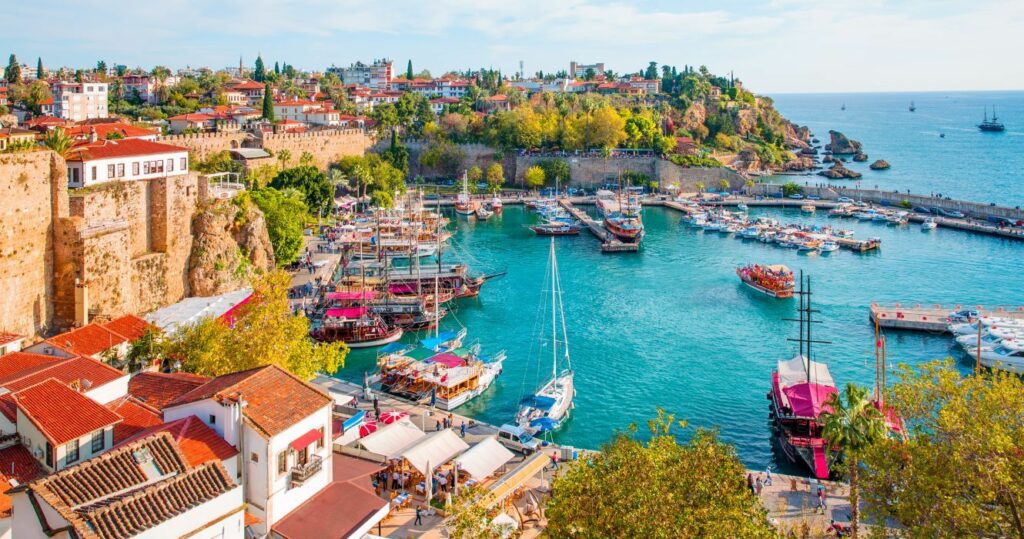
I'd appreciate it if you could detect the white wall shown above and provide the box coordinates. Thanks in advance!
[263,405,333,528]
[68,151,189,188]
[10,490,70,539]
[85,375,129,405]
[17,410,114,472]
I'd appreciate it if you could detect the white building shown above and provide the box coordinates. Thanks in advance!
[273,99,342,126]
[162,365,334,537]
[122,74,180,104]
[328,59,393,89]
[9,431,244,539]
[569,61,605,78]
[52,81,109,121]
[64,138,189,188]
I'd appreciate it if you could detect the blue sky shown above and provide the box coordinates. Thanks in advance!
[5,0,1023,93]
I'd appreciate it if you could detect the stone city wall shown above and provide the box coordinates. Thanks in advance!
[262,129,374,170]
[157,132,253,161]
[0,151,68,336]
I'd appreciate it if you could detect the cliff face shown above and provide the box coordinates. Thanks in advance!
[188,200,274,297]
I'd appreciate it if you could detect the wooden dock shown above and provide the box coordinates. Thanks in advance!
[558,199,640,253]
[869,303,1024,332]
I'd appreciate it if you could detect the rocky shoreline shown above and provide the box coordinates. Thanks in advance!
[743,127,890,180]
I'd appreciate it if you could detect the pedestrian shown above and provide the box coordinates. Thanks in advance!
[414,505,423,526]
[460,422,466,438]
[436,419,442,431]
[392,470,400,490]
[817,484,826,513]
[552,451,559,470]
[448,413,454,429]
[747,473,754,494]
[765,466,773,486]
[755,476,763,496]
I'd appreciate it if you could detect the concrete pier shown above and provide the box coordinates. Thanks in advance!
[558,199,640,253]
[869,303,1024,331]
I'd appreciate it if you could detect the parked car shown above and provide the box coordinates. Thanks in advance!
[947,309,979,323]
[788,193,804,199]
[837,197,854,203]
[935,208,966,219]
[497,424,541,454]
[807,194,821,200]
[913,206,933,214]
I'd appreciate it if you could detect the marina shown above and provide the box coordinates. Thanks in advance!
[557,199,639,252]
[869,303,1024,332]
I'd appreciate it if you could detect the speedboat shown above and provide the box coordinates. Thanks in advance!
[974,342,1024,374]
[740,226,761,239]
[835,229,855,238]
[950,317,1024,336]
[921,218,937,230]
[819,240,840,253]
[475,206,494,220]
[737,203,749,211]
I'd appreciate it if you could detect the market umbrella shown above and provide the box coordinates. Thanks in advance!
[379,410,409,424]
[359,421,378,437]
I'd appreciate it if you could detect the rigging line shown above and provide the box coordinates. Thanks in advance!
[553,242,571,370]
[518,240,557,399]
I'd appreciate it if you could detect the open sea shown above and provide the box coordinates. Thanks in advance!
[335,92,1024,474]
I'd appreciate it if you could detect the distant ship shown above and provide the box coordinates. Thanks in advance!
[909,101,916,112]
[840,102,846,111]
[978,106,1005,132]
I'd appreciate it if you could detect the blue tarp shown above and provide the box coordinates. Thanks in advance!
[379,342,410,354]
[342,410,366,431]
[521,395,556,411]
[530,417,560,433]
[420,330,460,351]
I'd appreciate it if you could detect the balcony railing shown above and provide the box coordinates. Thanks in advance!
[291,454,323,485]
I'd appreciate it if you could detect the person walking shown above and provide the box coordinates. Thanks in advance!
[817,484,827,514]
[755,476,763,496]
[765,466,773,486]
[414,505,423,526]
[460,421,466,438]
[552,450,560,470]
[747,473,754,494]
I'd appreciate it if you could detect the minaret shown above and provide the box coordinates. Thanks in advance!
[239,55,244,75]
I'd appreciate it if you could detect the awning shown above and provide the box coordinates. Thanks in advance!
[778,355,835,389]
[455,436,515,480]
[290,428,322,451]
[783,382,837,418]
[484,451,551,507]
[325,307,368,319]
[327,290,378,302]
[427,353,466,368]
[400,429,469,475]
[357,417,426,458]
[520,395,556,411]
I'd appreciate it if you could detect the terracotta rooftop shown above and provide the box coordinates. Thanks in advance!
[0,352,62,379]
[229,80,265,90]
[102,314,154,343]
[0,444,44,517]
[167,113,216,121]
[128,371,209,410]
[106,396,163,444]
[12,378,123,446]
[118,415,238,466]
[65,122,158,141]
[167,365,331,438]
[0,332,25,347]
[17,432,237,539]
[45,315,153,356]
[64,138,188,162]
[0,356,125,423]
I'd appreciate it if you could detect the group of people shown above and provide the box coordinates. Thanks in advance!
[746,468,772,496]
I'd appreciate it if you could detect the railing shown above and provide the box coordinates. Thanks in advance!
[291,454,323,485]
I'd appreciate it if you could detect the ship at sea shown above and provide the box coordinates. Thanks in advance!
[978,106,1006,132]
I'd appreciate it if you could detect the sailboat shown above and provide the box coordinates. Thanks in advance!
[840,102,846,111]
[978,106,1006,132]
[516,238,575,435]
[909,100,916,112]
[455,171,475,215]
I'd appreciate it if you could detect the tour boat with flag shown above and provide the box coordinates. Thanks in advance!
[736,264,795,298]
[455,171,474,215]
[516,239,575,435]
[311,306,403,348]
[376,340,506,410]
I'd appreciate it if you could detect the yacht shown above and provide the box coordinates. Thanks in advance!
[921,218,937,230]
[974,342,1024,374]
[819,240,840,253]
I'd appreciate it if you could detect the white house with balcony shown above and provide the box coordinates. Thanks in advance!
[51,81,108,121]
[161,365,334,537]
[64,137,189,188]
[273,99,342,126]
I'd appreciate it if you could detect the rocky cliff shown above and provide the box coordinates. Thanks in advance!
[188,200,274,296]
[825,130,863,155]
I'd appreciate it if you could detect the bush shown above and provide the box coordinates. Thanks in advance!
[782,182,803,197]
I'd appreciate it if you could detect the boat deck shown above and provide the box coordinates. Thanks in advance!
[869,303,1024,332]
[558,200,639,253]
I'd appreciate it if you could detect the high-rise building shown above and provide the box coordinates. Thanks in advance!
[569,61,605,78]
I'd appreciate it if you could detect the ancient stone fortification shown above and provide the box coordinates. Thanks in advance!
[157,132,253,161]
[0,152,68,336]
[261,129,374,170]
[514,155,747,191]
[188,200,274,297]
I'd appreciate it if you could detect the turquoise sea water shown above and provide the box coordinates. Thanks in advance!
[336,203,1024,473]
[768,91,1024,206]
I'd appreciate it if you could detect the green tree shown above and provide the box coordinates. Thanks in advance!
[524,165,545,188]
[115,327,161,373]
[5,54,21,84]
[274,61,280,75]
[820,384,886,539]
[860,360,1024,538]
[162,271,347,380]
[583,67,596,81]
[381,130,409,174]
[248,188,307,265]
[261,82,274,120]
[781,182,802,197]
[466,166,482,183]
[644,61,658,80]
[270,166,333,215]
[547,409,774,538]
[537,159,570,186]
[254,55,266,82]
[719,179,731,192]
[485,162,503,193]
[406,59,414,80]
[276,149,292,169]
[41,127,74,157]
[96,60,107,75]
[444,486,513,539]
[418,141,466,178]
[36,57,43,79]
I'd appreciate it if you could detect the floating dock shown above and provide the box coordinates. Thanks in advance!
[559,199,640,253]
[869,303,1024,332]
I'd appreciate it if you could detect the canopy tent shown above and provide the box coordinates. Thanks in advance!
[484,451,551,508]
[357,417,426,458]
[326,290,378,302]
[427,353,467,368]
[782,382,837,418]
[420,330,461,351]
[325,307,369,319]
[777,355,835,389]
[520,395,556,411]
[400,429,470,475]
[388,284,417,295]
[454,436,515,480]
[529,417,560,433]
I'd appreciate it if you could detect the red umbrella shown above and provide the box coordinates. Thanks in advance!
[379,410,408,424]
[359,421,378,437]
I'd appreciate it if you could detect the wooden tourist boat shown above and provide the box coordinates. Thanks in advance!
[529,223,581,236]
[736,264,795,299]
[311,307,403,348]
[377,338,506,411]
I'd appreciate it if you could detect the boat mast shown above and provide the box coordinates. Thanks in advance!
[550,238,557,379]
[554,237,571,371]
[435,190,442,339]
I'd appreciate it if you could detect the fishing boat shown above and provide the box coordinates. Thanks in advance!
[800,203,816,213]
[455,171,475,215]
[819,240,840,253]
[311,307,403,348]
[489,197,503,214]
[909,100,916,112]
[736,264,795,299]
[529,222,581,236]
[921,218,937,230]
[475,206,494,220]
[841,102,846,111]
[768,274,838,479]
[516,239,575,435]
[978,106,1006,132]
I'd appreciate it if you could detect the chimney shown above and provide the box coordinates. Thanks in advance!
[74,278,89,327]
[88,127,98,143]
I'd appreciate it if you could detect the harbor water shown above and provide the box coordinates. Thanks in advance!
[335,204,1024,473]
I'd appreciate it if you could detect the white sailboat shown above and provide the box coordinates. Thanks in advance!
[516,238,575,435]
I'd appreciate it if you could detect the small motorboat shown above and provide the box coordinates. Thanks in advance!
[921,218,937,230]
[529,222,581,236]
[475,207,494,220]
[736,263,795,299]
[820,240,840,253]
[801,204,816,213]
[737,203,749,211]
[489,197,503,214]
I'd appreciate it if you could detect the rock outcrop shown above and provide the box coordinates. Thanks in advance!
[818,161,863,179]
[853,152,868,162]
[824,130,862,155]
[869,159,891,170]
[188,200,274,296]
[781,156,817,172]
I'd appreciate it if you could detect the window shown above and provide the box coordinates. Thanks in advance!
[117,163,124,177]
[167,158,174,172]
[132,162,140,175]
[317,427,325,449]
[91,430,105,452]
[45,442,53,468]
[107,164,115,178]
[277,451,287,474]
[66,440,79,464]
[90,167,97,181]
[180,157,187,170]
[143,161,150,174]
[208,414,216,425]
[250,452,259,463]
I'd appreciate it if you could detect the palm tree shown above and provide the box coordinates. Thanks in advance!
[821,383,886,539]
[277,149,292,169]
[41,128,74,157]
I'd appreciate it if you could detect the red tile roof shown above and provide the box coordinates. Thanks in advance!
[12,378,122,445]
[0,444,44,517]
[0,356,126,421]
[103,314,154,342]
[107,396,163,444]
[0,332,24,347]
[64,138,187,162]
[22,115,68,128]
[229,80,265,90]
[66,122,158,141]
[168,113,216,121]
[168,365,331,438]
[128,371,209,410]
[0,352,61,379]
[119,416,238,466]
[45,323,124,356]
[21,432,237,539]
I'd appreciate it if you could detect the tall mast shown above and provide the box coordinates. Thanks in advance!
[554,238,571,370]
[435,190,442,339]
[550,238,557,379]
